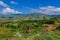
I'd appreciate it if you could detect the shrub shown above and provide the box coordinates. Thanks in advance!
[56,25,60,30]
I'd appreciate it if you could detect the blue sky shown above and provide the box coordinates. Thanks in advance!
[0,0,60,15]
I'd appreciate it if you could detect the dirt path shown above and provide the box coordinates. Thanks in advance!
[41,22,60,35]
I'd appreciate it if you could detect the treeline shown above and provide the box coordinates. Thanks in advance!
[0,19,55,33]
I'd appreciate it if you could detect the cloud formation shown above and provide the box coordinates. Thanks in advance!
[0,1,60,15]
[0,1,22,14]
[30,6,60,15]
[2,7,22,14]
[0,1,8,7]
[10,1,18,4]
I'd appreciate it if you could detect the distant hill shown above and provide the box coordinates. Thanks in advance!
[49,15,60,18]
[1,13,60,20]
[10,13,51,20]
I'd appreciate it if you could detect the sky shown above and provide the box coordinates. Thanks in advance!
[0,0,60,15]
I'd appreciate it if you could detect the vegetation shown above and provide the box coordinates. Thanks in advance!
[0,15,60,40]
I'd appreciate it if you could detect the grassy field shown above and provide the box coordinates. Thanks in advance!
[0,18,60,40]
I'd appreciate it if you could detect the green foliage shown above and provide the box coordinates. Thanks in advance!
[0,17,60,40]
[40,20,55,24]
[33,31,60,40]
[56,25,60,30]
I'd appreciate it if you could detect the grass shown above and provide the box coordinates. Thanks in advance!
[0,18,60,40]
[0,27,16,39]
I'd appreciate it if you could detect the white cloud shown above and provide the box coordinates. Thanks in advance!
[30,9,38,13]
[0,1,8,7]
[10,1,18,4]
[0,1,22,14]
[2,7,22,14]
[40,6,60,15]
[30,6,60,15]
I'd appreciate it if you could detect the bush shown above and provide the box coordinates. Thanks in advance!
[56,25,60,30]
[42,20,55,24]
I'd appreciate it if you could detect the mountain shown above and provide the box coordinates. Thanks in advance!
[0,13,51,20]
[49,15,60,18]
[11,13,51,20]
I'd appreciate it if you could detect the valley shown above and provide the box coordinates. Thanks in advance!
[0,14,60,40]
